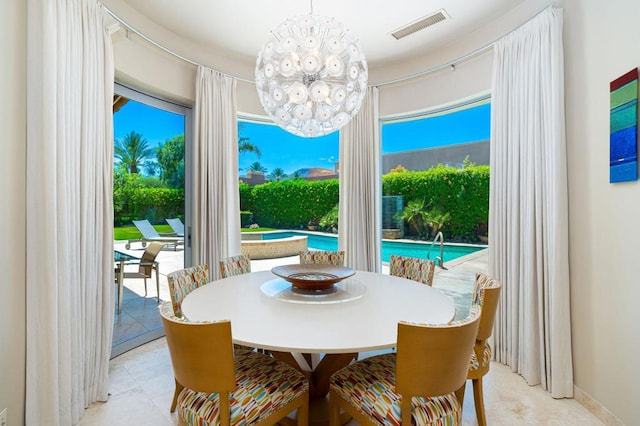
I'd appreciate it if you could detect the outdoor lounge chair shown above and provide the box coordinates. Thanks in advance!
[165,217,184,237]
[126,219,184,250]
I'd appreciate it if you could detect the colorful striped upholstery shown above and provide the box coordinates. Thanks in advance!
[330,307,481,426]
[469,342,492,372]
[159,303,308,425]
[177,351,308,425]
[299,250,345,266]
[389,255,436,286]
[166,264,209,318]
[219,254,251,278]
[331,352,461,425]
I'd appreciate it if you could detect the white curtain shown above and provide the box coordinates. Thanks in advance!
[193,66,241,279]
[338,87,381,272]
[489,7,573,398]
[26,0,115,424]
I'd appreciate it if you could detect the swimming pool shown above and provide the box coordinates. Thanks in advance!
[262,231,485,263]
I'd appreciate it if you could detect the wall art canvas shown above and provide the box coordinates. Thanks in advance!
[610,68,638,183]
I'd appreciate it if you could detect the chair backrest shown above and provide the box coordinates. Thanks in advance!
[167,264,209,317]
[159,302,236,395]
[138,241,165,276]
[396,305,480,398]
[299,250,345,266]
[132,219,161,239]
[389,255,436,286]
[166,218,185,236]
[472,273,503,341]
[219,254,251,278]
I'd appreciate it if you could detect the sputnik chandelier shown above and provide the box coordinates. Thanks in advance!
[255,1,368,138]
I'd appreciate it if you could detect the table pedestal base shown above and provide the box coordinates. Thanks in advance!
[271,351,357,425]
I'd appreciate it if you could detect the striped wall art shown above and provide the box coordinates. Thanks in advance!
[610,68,638,183]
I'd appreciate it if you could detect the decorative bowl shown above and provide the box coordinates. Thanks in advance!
[271,264,356,290]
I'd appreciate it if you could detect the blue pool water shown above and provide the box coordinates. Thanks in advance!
[262,231,484,263]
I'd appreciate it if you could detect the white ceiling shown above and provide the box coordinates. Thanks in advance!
[120,0,528,68]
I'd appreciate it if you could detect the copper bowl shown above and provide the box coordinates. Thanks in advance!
[271,264,356,290]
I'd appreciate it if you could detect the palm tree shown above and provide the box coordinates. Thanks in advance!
[269,167,287,181]
[248,161,267,173]
[114,130,153,174]
[395,199,429,238]
[423,208,451,237]
[238,136,261,158]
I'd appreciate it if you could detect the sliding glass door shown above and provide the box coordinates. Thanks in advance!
[111,83,192,357]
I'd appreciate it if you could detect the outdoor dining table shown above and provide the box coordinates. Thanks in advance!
[181,268,455,411]
[114,250,140,314]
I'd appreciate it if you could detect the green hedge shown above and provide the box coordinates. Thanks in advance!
[113,166,488,240]
[250,179,339,228]
[237,166,489,240]
[114,186,184,227]
[382,165,489,239]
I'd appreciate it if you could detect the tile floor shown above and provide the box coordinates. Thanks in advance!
[96,248,605,425]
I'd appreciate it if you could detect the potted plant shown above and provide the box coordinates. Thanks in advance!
[307,217,319,231]
[319,205,339,233]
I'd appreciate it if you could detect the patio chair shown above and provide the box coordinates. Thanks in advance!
[165,217,184,237]
[114,241,165,312]
[127,219,184,250]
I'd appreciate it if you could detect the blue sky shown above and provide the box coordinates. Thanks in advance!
[113,99,490,176]
[114,100,184,149]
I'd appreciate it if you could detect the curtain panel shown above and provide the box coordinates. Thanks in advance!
[489,7,573,398]
[193,67,241,279]
[26,0,115,423]
[338,86,382,272]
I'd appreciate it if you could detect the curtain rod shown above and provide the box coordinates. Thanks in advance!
[376,4,556,86]
[100,2,553,88]
[99,2,254,84]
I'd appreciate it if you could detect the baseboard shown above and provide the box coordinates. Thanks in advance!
[574,385,624,425]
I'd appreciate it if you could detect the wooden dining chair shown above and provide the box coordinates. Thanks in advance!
[455,273,502,426]
[166,264,209,318]
[219,254,251,278]
[389,254,436,286]
[159,302,309,426]
[299,250,345,266]
[329,305,480,426]
[115,241,165,303]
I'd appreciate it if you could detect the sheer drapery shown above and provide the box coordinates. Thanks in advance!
[489,7,573,398]
[193,66,241,279]
[25,0,115,423]
[338,87,381,272]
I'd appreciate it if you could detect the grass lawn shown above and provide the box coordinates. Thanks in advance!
[114,225,277,240]
[114,224,175,241]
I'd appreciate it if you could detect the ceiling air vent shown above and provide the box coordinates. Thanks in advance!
[390,9,450,40]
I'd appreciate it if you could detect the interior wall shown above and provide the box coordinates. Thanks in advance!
[563,0,640,424]
[0,0,26,424]
[104,0,639,424]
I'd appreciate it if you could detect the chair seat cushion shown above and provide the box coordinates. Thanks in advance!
[330,353,461,426]
[177,351,308,425]
[469,342,492,371]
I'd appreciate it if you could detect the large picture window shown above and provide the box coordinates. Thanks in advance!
[380,96,491,267]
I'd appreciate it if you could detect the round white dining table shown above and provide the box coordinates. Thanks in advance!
[181,269,455,407]
[181,269,455,354]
